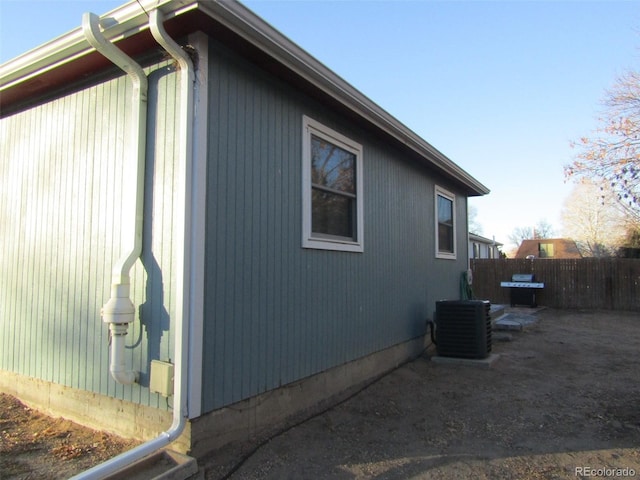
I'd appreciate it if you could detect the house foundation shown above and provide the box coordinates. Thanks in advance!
[189,335,425,458]
[0,335,425,459]
[0,371,190,453]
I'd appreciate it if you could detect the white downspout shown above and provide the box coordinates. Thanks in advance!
[148,5,194,440]
[82,11,146,386]
[71,9,195,479]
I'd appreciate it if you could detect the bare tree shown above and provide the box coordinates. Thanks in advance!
[508,220,555,248]
[561,180,626,257]
[534,219,555,239]
[468,205,483,235]
[567,70,640,223]
[508,226,533,248]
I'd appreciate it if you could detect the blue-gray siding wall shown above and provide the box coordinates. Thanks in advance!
[202,39,469,412]
[0,61,180,408]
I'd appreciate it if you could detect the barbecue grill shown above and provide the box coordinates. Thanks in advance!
[500,273,544,308]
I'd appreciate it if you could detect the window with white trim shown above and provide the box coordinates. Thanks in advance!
[435,186,456,259]
[302,116,363,252]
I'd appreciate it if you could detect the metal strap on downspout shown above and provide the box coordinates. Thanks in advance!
[71,9,194,480]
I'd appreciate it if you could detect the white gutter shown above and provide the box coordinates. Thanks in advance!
[71,8,195,479]
[199,0,490,197]
[0,0,197,90]
[82,11,147,386]
[1,0,488,197]
[148,0,195,436]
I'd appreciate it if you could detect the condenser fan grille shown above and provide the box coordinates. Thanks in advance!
[435,300,491,359]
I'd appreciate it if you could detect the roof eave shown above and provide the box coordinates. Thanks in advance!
[0,0,196,91]
[0,0,489,196]
[200,1,489,196]
[469,233,503,246]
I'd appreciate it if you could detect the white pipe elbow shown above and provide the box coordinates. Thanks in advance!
[108,323,138,385]
[102,284,138,384]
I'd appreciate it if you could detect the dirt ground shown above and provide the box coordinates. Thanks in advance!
[0,394,139,479]
[1,308,639,479]
[204,308,640,479]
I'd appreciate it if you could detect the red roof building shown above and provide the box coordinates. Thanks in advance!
[515,239,582,259]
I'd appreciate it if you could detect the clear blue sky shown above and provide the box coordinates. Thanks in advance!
[1,0,639,250]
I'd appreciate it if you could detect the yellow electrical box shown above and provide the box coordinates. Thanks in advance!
[150,360,174,397]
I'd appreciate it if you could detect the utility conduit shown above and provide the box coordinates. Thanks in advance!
[71,8,194,479]
[82,11,147,385]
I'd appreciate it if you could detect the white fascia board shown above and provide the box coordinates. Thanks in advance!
[0,0,197,90]
[201,1,490,197]
[469,232,503,246]
[1,0,489,196]
[186,30,209,418]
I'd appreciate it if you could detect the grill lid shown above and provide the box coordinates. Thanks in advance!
[512,273,535,282]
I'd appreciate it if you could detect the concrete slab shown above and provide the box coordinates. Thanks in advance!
[430,353,501,369]
[494,312,540,331]
[495,318,525,331]
[493,332,513,342]
[102,450,201,480]
[489,303,506,319]
[506,306,547,315]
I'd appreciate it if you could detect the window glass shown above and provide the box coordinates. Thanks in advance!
[310,134,357,238]
[302,116,363,252]
[539,243,554,257]
[311,135,355,194]
[435,187,456,259]
[437,193,454,254]
[311,189,354,238]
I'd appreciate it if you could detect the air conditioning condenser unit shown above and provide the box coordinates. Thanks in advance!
[435,300,492,359]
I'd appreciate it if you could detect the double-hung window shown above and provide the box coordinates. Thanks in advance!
[435,186,456,259]
[302,116,363,252]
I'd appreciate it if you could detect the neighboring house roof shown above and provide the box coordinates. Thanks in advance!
[515,238,583,259]
[469,233,503,247]
[0,0,489,198]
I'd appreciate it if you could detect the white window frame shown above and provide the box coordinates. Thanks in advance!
[302,115,364,252]
[435,186,457,259]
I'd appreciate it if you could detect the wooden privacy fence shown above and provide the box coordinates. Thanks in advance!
[470,258,640,311]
